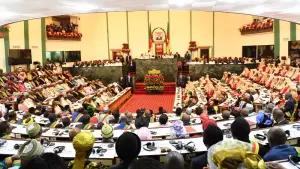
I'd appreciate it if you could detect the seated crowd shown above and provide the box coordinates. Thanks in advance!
[0,60,298,169]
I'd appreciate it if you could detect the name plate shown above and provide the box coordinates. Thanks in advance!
[50,137,56,141]
[15,134,21,139]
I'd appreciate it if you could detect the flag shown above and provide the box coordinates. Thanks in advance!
[166,21,171,54]
[148,23,152,50]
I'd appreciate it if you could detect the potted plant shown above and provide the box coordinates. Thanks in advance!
[188,41,197,51]
[0,25,9,38]
[122,43,130,53]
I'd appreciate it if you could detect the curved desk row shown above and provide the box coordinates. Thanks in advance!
[11,115,257,141]
[1,123,299,167]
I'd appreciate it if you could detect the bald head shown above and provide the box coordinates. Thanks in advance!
[182,113,190,121]
[69,127,81,140]
[119,116,128,123]
[243,93,250,101]
[164,151,185,169]
[273,109,285,123]
[222,110,231,120]
[126,113,133,123]
[285,92,292,100]
[145,111,151,117]
[267,126,287,147]
[240,108,249,117]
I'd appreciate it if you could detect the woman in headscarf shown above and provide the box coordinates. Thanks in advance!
[207,139,266,169]
[68,132,107,169]
[170,120,186,138]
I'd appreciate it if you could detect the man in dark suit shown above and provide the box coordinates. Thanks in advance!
[184,51,191,62]
[190,125,223,169]
[119,55,124,64]
[126,73,133,88]
[128,60,136,72]
[119,76,126,89]
[174,52,180,59]
[177,73,186,88]
[126,54,132,65]
[275,56,280,67]
[282,92,297,120]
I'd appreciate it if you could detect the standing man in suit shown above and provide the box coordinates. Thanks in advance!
[128,60,136,72]
[126,54,132,65]
[184,51,191,62]
[119,55,125,64]
[126,73,133,88]
[282,92,297,121]
[177,73,186,88]
[174,52,180,59]
[119,76,126,89]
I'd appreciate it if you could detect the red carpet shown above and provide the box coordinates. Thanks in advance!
[119,94,175,113]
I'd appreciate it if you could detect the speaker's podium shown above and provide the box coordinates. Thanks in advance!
[134,58,177,94]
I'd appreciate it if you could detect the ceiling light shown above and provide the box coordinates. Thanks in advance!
[169,0,193,6]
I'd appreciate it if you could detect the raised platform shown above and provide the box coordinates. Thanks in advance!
[134,82,176,94]
[188,63,259,80]
[119,94,175,113]
[63,66,126,85]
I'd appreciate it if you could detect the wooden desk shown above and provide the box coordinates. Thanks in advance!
[108,88,131,111]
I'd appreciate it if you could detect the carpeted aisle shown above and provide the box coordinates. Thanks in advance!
[119,94,175,113]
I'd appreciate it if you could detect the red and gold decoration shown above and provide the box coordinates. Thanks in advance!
[238,18,273,35]
[148,24,170,55]
[144,69,164,93]
[121,43,130,53]
[188,41,198,51]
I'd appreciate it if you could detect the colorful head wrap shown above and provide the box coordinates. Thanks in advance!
[18,139,44,162]
[200,113,209,122]
[170,121,186,138]
[101,124,114,139]
[72,132,95,169]
[26,123,41,138]
[23,117,34,126]
[207,139,266,169]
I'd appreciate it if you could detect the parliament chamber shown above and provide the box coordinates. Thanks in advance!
[0,1,300,169]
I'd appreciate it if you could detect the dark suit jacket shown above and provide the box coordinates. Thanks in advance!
[120,56,124,63]
[190,153,207,169]
[178,76,187,88]
[126,76,133,87]
[185,53,191,61]
[283,98,296,115]
[109,161,131,169]
[119,77,126,89]
[174,54,180,59]
[128,61,136,72]
[126,55,132,64]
